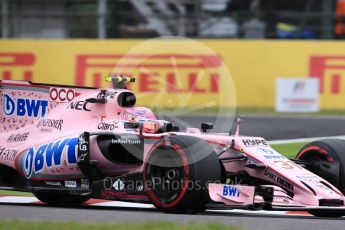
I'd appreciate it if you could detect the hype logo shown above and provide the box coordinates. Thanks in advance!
[2,94,48,117]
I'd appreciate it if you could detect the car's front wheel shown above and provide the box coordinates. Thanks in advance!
[143,135,221,214]
[297,139,345,218]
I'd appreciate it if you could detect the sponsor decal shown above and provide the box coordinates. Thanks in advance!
[113,179,125,191]
[272,160,299,170]
[7,132,29,143]
[273,196,295,205]
[75,54,220,92]
[65,180,77,188]
[296,175,319,180]
[101,190,127,199]
[136,184,144,192]
[0,147,18,161]
[81,179,89,189]
[39,128,52,133]
[77,135,88,162]
[97,90,116,99]
[123,122,139,129]
[256,148,286,160]
[276,78,319,113]
[133,109,146,117]
[98,121,116,130]
[242,139,268,147]
[264,170,294,191]
[276,177,294,191]
[3,94,48,118]
[292,81,306,94]
[36,119,63,131]
[67,101,91,111]
[45,181,62,187]
[23,137,79,178]
[49,87,76,102]
[222,185,240,197]
[264,170,277,180]
[111,139,141,145]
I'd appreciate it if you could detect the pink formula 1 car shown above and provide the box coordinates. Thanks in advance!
[1,76,345,217]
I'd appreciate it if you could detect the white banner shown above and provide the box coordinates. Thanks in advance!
[276,78,319,112]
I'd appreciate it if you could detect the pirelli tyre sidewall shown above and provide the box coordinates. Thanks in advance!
[143,135,221,214]
[33,192,90,205]
[297,139,345,217]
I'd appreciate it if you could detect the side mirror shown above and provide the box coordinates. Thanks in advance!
[201,123,214,133]
[155,122,180,133]
[86,98,107,104]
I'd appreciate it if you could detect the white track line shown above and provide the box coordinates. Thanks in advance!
[0,196,38,203]
[207,209,309,216]
[90,201,153,209]
[243,114,345,120]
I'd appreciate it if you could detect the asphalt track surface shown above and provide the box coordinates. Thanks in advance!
[2,115,345,229]
[1,203,345,230]
[163,114,345,140]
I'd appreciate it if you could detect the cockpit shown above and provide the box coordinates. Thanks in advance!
[97,75,179,134]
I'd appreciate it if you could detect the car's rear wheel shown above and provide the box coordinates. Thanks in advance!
[143,135,221,214]
[297,139,345,218]
[33,192,89,205]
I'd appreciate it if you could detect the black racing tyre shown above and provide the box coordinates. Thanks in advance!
[143,135,221,214]
[297,139,345,218]
[33,192,89,205]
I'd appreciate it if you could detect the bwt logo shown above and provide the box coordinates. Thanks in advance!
[309,56,345,94]
[75,54,221,93]
[24,137,78,178]
[2,94,48,118]
[222,185,240,197]
[0,53,35,81]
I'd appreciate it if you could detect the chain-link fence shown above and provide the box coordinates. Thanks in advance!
[0,0,340,39]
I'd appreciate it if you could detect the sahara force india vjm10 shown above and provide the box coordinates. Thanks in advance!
[1,76,345,217]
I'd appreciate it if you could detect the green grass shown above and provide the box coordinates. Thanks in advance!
[271,142,308,158]
[0,220,242,230]
[0,190,32,196]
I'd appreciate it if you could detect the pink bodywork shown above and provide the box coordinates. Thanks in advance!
[198,134,345,207]
[1,79,345,209]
